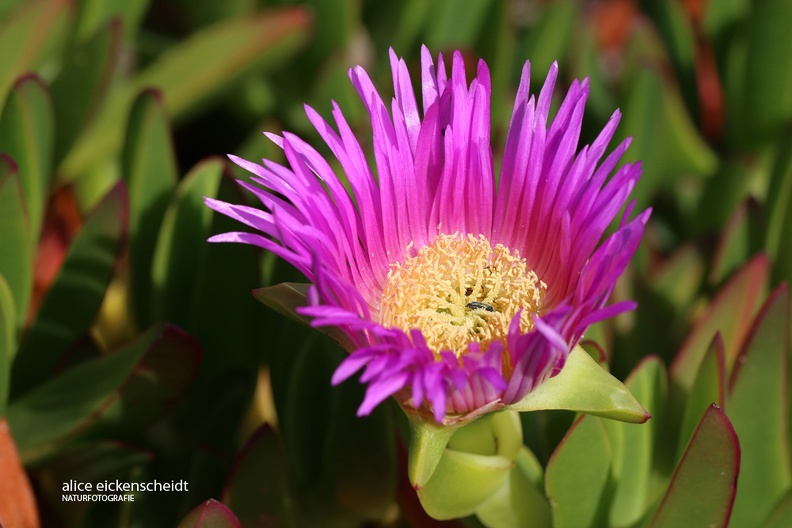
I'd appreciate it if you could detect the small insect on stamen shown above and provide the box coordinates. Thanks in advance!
[466,301,495,312]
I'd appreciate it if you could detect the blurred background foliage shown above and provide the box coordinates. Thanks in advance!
[0,0,790,527]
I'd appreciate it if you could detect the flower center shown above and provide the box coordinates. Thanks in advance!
[379,233,546,357]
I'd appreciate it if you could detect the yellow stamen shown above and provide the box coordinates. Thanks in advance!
[380,233,546,358]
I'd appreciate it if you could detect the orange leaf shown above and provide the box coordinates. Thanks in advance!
[0,419,39,528]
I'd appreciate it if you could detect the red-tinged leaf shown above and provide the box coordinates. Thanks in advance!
[11,182,127,396]
[0,157,32,336]
[649,404,739,528]
[49,18,122,164]
[252,282,355,352]
[7,324,201,464]
[726,284,791,527]
[545,415,612,528]
[61,7,312,179]
[0,0,72,102]
[0,419,39,528]
[177,499,239,528]
[222,425,293,527]
[0,74,54,243]
[677,333,726,458]
[670,254,768,393]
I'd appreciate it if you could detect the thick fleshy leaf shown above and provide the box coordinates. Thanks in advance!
[0,74,53,242]
[11,182,127,396]
[475,447,552,528]
[508,345,650,423]
[7,324,200,463]
[252,282,354,352]
[0,419,39,528]
[743,0,792,141]
[649,404,739,528]
[677,334,726,458]
[727,284,791,527]
[764,489,792,528]
[710,199,763,285]
[49,18,122,164]
[60,7,312,179]
[150,158,223,325]
[177,499,239,528]
[0,0,71,102]
[604,356,666,528]
[222,425,290,527]
[121,89,178,328]
[518,0,576,86]
[765,126,792,288]
[670,254,768,393]
[0,274,14,416]
[275,332,396,524]
[189,176,263,379]
[0,158,31,336]
[545,415,612,528]
[425,0,496,49]
[73,0,149,42]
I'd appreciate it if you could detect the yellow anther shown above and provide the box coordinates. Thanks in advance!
[380,234,546,358]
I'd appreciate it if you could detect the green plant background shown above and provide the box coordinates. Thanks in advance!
[0,0,790,527]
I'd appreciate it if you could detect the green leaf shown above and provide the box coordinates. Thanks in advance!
[764,489,792,528]
[0,157,32,336]
[251,282,354,352]
[508,345,650,423]
[11,182,127,396]
[73,0,150,43]
[222,425,292,526]
[49,18,122,164]
[677,334,725,459]
[0,0,72,102]
[710,199,763,285]
[545,415,612,528]
[7,324,201,464]
[276,333,396,524]
[177,499,240,528]
[425,0,496,50]
[189,176,263,379]
[121,89,178,329]
[765,125,792,288]
[60,7,312,179]
[150,158,223,325]
[0,74,54,241]
[605,357,667,528]
[0,273,15,416]
[518,0,576,86]
[649,404,739,528]
[727,284,791,528]
[670,254,768,393]
[744,0,792,142]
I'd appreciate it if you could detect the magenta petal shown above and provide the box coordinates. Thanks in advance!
[206,47,648,423]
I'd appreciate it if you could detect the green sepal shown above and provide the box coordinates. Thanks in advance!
[406,413,460,490]
[507,345,650,423]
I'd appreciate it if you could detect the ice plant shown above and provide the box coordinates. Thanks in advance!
[206,46,650,427]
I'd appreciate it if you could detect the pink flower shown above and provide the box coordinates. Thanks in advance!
[206,46,649,424]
